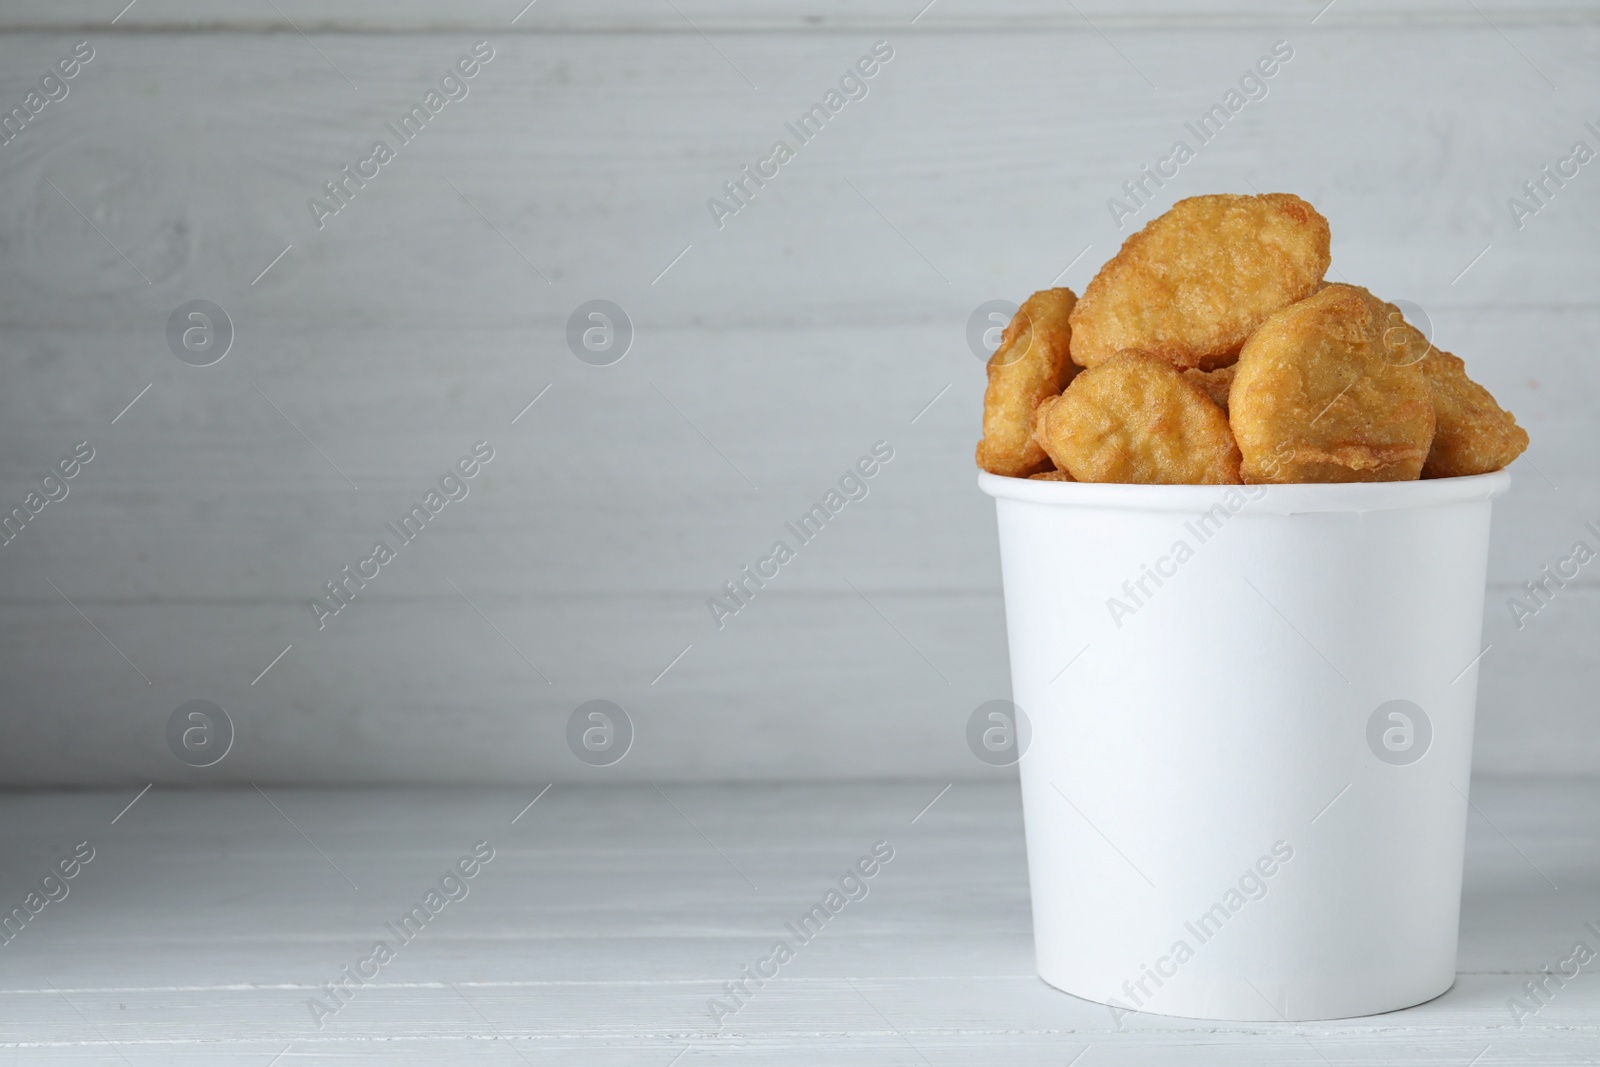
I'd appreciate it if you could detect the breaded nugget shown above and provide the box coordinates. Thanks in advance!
[975,288,1079,477]
[1069,193,1331,371]
[1368,296,1528,477]
[1230,284,1435,483]
[1028,468,1075,481]
[1033,353,1241,484]
[1182,364,1237,412]
[1420,351,1528,477]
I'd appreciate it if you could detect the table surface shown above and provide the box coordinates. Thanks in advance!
[1,778,1596,1065]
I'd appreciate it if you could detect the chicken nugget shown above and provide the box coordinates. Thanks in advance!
[1419,351,1528,477]
[1230,284,1435,483]
[975,288,1079,477]
[1033,353,1241,484]
[1069,193,1331,371]
[1182,364,1237,412]
[1028,468,1075,481]
[1368,296,1528,477]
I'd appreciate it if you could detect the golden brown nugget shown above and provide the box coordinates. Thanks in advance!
[1368,295,1528,477]
[975,288,1079,476]
[1230,285,1435,483]
[1028,468,1075,481]
[1069,193,1331,371]
[1420,351,1528,477]
[1033,354,1241,484]
[1182,364,1237,412]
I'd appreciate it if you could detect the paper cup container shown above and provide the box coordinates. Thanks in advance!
[979,470,1510,1022]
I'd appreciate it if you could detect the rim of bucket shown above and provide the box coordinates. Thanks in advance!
[978,468,1512,515]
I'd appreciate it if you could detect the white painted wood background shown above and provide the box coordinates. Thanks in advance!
[1,779,1597,1063]
[0,1,1597,784]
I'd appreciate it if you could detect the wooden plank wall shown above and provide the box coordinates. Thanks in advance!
[0,1,1595,784]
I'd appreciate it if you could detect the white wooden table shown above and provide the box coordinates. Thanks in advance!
[2,779,1596,1064]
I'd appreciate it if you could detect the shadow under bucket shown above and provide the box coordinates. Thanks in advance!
[979,469,1511,1022]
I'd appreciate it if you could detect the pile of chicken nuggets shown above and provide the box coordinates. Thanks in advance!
[976,193,1528,484]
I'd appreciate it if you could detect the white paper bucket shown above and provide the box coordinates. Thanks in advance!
[979,470,1511,1022]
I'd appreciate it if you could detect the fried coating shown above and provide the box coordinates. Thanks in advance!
[1182,364,1237,412]
[975,288,1079,476]
[1069,194,1331,371]
[1028,468,1075,481]
[1420,351,1528,477]
[1033,353,1241,484]
[1230,285,1435,483]
[1367,296,1528,477]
